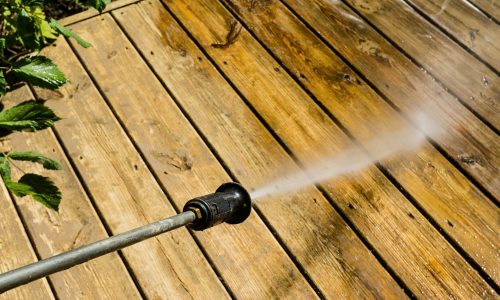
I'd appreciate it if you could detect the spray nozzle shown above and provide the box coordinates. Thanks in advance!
[183,182,252,231]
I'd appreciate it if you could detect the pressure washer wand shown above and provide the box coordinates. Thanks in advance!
[0,182,251,294]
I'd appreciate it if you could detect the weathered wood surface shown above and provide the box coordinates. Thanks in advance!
[215,1,500,286]
[342,0,499,131]
[75,11,405,298]
[59,0,141,25]
[467,0,500,21]
[113,1,497,298]
[235,0,500,203]
[4,87,142,299]
[163,0,500,286]
[0,183,54,300]
[405,0,500,71]
[2,0,499,297]
[34,38,230,299]
[69,15,320,299]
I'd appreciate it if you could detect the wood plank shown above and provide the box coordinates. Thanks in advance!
[468,0,500,21]
[0,181,54,299]
[343,0,499,130]
[70,13,402,299]
[68,16,321,300]
[114,2,497,298]
[232,0,500,203]
[34,39,230,299]
[162,0,500,286]
[3,87,142,299]
[59,0,142,25]
[405,0,500,71]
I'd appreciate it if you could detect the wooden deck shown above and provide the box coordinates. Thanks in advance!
[1,0,498,298]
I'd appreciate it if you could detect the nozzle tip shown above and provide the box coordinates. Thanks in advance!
[216,182,252,224]
[183,182,252,230]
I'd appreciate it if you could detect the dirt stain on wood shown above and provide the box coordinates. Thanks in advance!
[357,38,392,66]
[153,150,193,172]
[457,154,480,165]
[211,20,242,49]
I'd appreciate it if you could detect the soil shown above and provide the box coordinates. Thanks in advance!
[43,1,86,20]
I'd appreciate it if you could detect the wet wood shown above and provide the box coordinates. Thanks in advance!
[68,15,319,299]
[0,183,54,299]
[34,38,229,299]
[114,1,496,298]
[219,2,500,286]
[343,0,499,130]
[2,0,498,297]
[163,0,500,286]
[406,0,500,71]
[468,0,500,21]
[78,10,402,299]
[237,0,500,203]
[3,87,142,299]
[112,2,410,299]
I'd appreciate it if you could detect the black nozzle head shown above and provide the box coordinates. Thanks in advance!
[183,182,252,231]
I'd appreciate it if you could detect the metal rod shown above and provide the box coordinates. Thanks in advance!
[0,210,197,294]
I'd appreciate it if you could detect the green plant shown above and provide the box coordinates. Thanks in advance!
[0,0,109,211]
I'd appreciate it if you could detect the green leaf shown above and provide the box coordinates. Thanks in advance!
[49,19,91,48]
[4,181,30,197]
[11,56,67,89]
[6,173,61,211]
[0,100,61,132]
[30,7,57,41]
[0,71,7,96]
[40,19,58,40]
[9,151,62,170]
[0,156,11,180]
[89,0,111,13]
[17,9,42,51]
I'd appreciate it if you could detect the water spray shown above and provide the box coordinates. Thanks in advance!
[0,182,251,294]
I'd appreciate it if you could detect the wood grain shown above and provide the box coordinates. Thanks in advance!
[34,38,230,299]
[3,87,142,299]
[114,1,496,298]
[406,0,500,71]
[0,181,54,299]
[59,0,142,25]
[467,0,500,21]
[233,0,500,204]
[162,0,500,286]
[69,15,320,299]
[71,12,402,299]
[342,0,499,130]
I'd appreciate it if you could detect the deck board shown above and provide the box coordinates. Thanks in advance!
[405,0,500,71]
[34,39,230,299]
[111,5,405,298]
[68,15,320,299]
[272,0,500,202]
[1,0,499,298]
[0,183,54,300]
[4,87,142,299]
[58,0,141,26]
[467,0,500,21]
[114,1,496,298]
[205,0,500,285]
[343,0,499,130]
